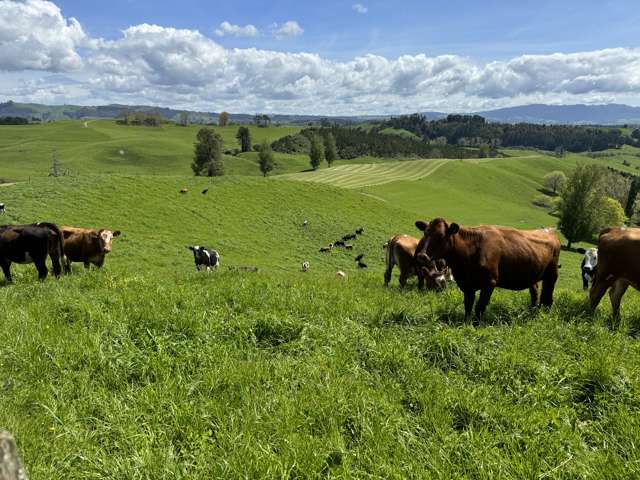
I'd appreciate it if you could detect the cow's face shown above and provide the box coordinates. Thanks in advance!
[97,229,120,253]
[415,217,459,263]
[581,248,598,273]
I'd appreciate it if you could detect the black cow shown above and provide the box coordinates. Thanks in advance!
[576,247,598,290]
[0,203,5,215]
[342,234,357,241]
[356,227,364,235]
[0,222,64,282]
[187,245,220,271]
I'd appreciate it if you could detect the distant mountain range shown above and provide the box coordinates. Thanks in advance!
[1,100,639,126]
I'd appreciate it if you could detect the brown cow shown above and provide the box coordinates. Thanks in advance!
[384,234,421,288]
[415,218,560,322]
[590,227,640,320]
[61,226,121,271]
[180,188,188,194]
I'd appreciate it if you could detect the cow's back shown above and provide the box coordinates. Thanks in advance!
[597,228,640,286]
[389,235,419,270]
[61,226,99,262]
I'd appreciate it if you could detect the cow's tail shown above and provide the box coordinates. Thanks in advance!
[384,236,398,285]
[37,222,65,274]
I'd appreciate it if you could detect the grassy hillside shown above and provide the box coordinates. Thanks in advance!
[0,121,301,180]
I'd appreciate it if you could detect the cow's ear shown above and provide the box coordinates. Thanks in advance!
[415,220,429,232]
[447,223,460,236]
[112,230,121,237]
[576,248,586,254]
[62,231,73,239]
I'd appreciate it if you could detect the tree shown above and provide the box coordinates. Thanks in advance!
[632,129,640,140]
[309,134,325,170]
[478,144,490,158]
[192,128,224,176]
[324,132,337,166]
[543,171,567,195]
[218,111,230,127]
[179,112,189,127]
[258,140,275,177]
[557,165,605,249]
[598,197,627,230]
[625,177,640,218]
[236,126,252,152]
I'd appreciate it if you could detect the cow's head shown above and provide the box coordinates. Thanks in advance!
[97,229,120,253]
[415,217,459,264]
[577,247,598,273]
[419,258,447,291]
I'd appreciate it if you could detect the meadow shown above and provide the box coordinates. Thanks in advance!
[1,121,640,479]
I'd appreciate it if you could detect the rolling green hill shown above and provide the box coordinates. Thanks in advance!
[2,123,640,478]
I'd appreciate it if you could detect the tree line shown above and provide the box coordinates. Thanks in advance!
[0,116,29,125]
[384,114,633,152]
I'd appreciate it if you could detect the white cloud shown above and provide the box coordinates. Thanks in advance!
[1,3,640,114]
[214,21,258,38]
[352,3,368,14]
[271,20,304,39]
[0,0,86,72]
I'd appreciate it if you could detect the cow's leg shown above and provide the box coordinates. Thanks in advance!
[590,275,614,312]
[416,268,425,290]
[34,256,48,281]
[582,273,589,291]
[94,257,105,269]
[474,286,495,323]
[0,259,12,283]
[609,279,630,322]
[463,289,476,321]
[529,282,539,307]
[63,256,72,274]
[540,264,559,308]
[399,271,408,288]
[50,252,62,277]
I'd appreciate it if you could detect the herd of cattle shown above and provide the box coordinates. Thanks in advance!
[1,217,638,324]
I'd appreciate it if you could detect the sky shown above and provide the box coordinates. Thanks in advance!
[1,0,639,114]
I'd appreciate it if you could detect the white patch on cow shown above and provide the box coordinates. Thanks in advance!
[436,274,446,283]
[203,249,211,261]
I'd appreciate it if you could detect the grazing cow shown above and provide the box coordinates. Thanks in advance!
[302,220,309,227]
[415,218,560,322]
[356,227,365,235]
[334,240,346,247]
[336,271,346,279]
[61,226,121,271]
[0,222,64,282]
[344,244,354,250]
[188,245,220,271]
[357,260,368,269]
[384,234,421,288]
[590,227,640,320]
[342,234,357,241]
[0,203,4,215]
[180,188,188,194]
[202,188,209,195]
[355,254,365,262]
[302,261,310,272]
[576,247,598,290]
[319,243,334,253]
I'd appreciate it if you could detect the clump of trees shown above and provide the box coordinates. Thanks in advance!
[324,132,337,166]
[258,140,275,177]
[383,113,629,152]
[236,126,252,152]
[0,116,29,125]
[309,135,325,170]
[218,112,230,127]
[254,114,271,127]
[557,165,627,248]
[543,171,567,195]
[117,108,163,127]
[192,128,224,176]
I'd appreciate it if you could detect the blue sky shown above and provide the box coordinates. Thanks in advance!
[1,0,639,114]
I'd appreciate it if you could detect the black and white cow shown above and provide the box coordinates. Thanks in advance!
[0,203,4,215]
[577,247,598,290]
[187,246,220,271]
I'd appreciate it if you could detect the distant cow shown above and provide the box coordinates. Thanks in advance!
[355,254,365,262]
[319,243,333,253]
[302,261,310,272]
[336,271,346,279]
[0,222,64,282]
[188,246,220,271]
[334,240,346,247]
[0,203,4,215]
[61,226,121,271]
[180,188,188,194]
[576,247,598,290]
[590,227,640,320]
[202,188,209,195]
[415,218,560,322]
[342,234,356,241]
[344,244,354,250]
[384,234,422,288]
[356,227,364,235]
[357,260,368,269]
[302,220,309,227]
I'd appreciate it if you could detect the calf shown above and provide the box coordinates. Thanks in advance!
[576,247,598,290]
[384,234,422,288]
[590,227,640,320]
[415,218,560,322]
[62,226,121,271]
[188,246,220,271]
[0,222,64,282]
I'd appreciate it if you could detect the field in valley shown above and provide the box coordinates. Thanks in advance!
[1,121,640,478]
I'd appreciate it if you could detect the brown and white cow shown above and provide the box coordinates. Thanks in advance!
[415,218,560,322]
[590,227,640,320]
[61,226,121,271]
